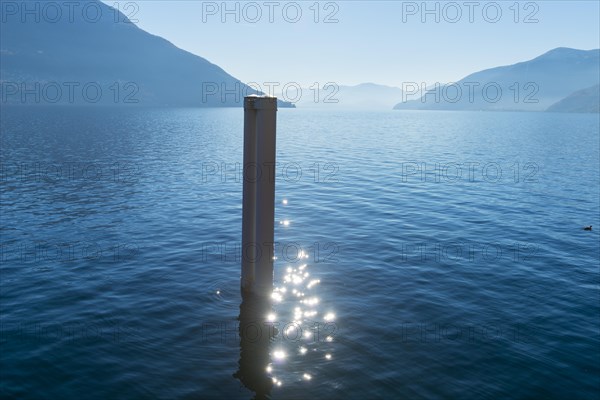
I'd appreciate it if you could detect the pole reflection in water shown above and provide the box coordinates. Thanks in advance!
[233,293,275,400]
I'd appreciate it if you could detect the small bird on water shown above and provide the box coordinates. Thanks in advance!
[583,225,592,231]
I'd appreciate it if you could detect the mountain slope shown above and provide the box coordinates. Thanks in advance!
[394,48,600,112]
[546,84,600,113]
[0,0,293,107]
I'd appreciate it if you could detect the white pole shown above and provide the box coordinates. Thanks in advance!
[242,96,278,298]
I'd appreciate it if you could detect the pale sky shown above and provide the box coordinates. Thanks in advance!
[104,1,600,88]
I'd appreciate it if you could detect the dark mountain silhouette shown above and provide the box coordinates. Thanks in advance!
[0,0,294,107]
[394,48,599,112]
[546,84,600,113]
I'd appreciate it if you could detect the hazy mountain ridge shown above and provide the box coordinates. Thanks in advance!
[394,48,600,112]
[546,84,600,113]
[1,2,597,112]
[289,83,404,110]
[0,0,294,107]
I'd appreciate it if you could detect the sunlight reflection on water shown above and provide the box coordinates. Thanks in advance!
[262,198,338,393]
[236,195,338,397]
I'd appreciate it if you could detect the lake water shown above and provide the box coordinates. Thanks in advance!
[1,107,599,399]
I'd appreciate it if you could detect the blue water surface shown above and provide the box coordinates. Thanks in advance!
[1,107,599,399]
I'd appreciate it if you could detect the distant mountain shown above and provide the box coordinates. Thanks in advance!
[0,0,293,107]
[289,83,404,110]
[546,84,600,113]
[394,48,600,112]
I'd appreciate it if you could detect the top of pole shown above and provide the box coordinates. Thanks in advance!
[244,95,278,111]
